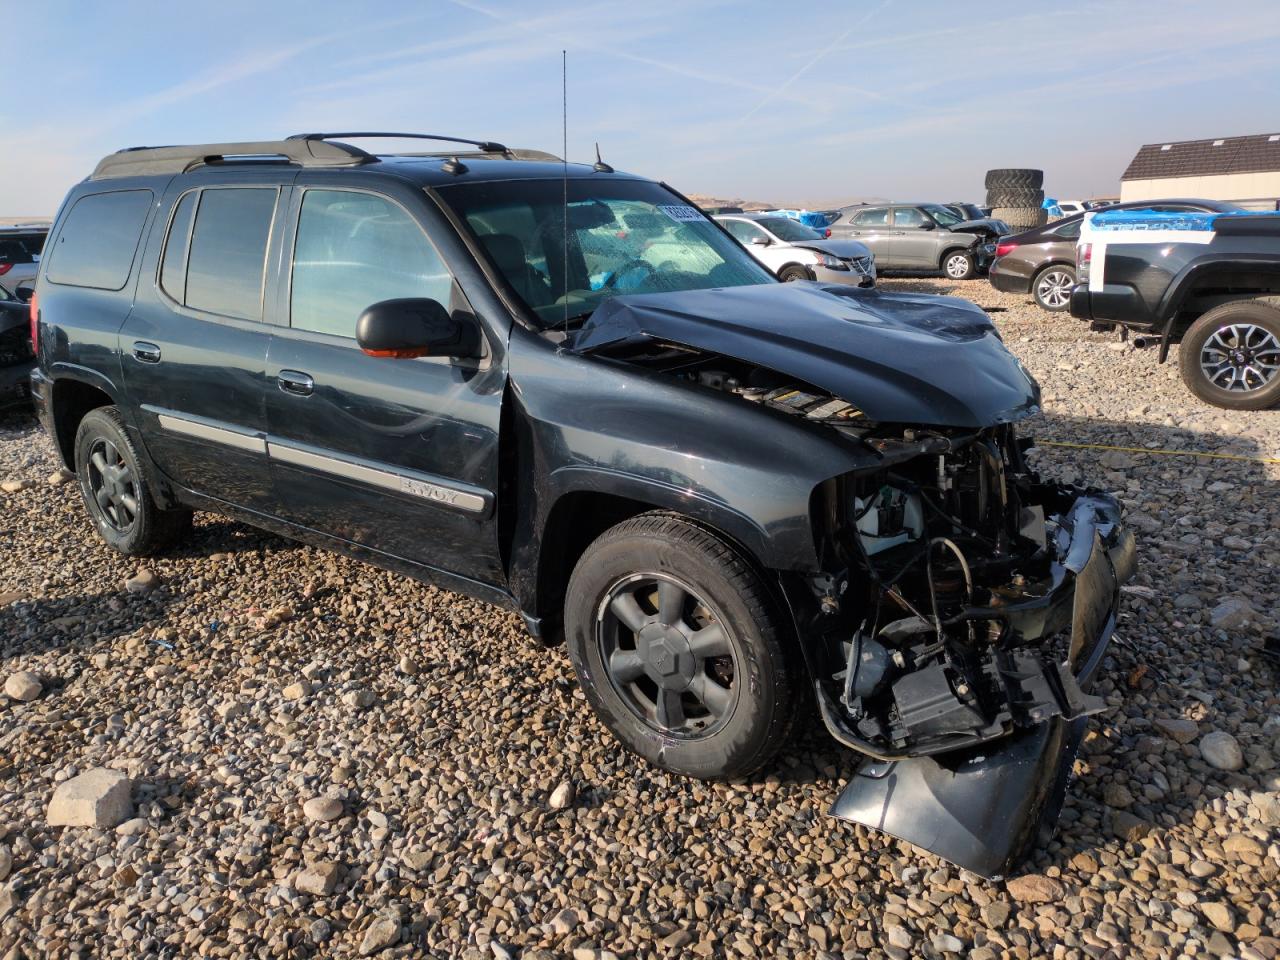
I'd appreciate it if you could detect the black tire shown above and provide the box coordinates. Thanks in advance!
[778,264,810,282]
[986,188,1044,208]
[1178,299,1280,410]
[992,206,1048,230]
[564,512,800,781]
[1032,264,1075,311]
[74,407,193,556]
[985,168,1043,190]
[940,249,976,280]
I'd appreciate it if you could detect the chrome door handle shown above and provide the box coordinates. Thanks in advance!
[132,341,161,363]
[277,370,314,397]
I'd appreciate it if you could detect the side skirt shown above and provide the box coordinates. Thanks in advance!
[173,487,520,613]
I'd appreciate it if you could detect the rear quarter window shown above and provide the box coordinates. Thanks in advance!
[46,190,153,290]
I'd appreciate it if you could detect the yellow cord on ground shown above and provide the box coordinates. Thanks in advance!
[1035,439,1280,465]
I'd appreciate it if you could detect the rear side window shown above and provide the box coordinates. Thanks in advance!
[46,190,152,290]
[851,207,889,226]
[159,192,197,304]
[180,188,277,320]
[0,232,46,265]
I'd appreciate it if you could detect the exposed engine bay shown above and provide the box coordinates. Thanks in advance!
[812,428,1134,761]
[609,343,1134,763]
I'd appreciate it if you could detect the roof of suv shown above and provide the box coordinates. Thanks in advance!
[88,133,643,188]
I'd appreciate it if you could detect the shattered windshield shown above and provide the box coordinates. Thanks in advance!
[435,178,775,327]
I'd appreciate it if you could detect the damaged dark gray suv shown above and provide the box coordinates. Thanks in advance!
[31,134,1135,877]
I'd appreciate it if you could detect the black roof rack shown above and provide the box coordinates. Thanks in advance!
[91,139,373,180]
[287,132,510,154]
[90,133,561,181]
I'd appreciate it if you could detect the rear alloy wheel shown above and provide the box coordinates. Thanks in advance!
[74,406,193,555]
[1178,299,1280,410]
[1033,265,1075,311]
[564,513,799,781]
[943,250,976,280]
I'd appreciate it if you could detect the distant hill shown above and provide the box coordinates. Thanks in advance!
[687,194,776,211]
[688,194,890,213]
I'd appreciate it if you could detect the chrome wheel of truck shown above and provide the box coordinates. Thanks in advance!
[1180,299,1280,410]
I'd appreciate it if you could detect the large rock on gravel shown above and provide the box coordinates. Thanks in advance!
[1200,731,1245,771]
[0,479,35,493]
[124,569,160,595]
[302,795,344,822]
[47,769,134,828]
[1005,874,1064,903]
[0,846,10,881]
[1209,596,1257,630]
[4,671,42,702]
[548,781,575,810]
[359,916,401,955]
[1154,717,1200,744]
[294,861,341,895]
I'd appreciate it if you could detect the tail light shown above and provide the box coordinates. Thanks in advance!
[994,242,1018,258]
[1077,242,1092,283]
[824,228,832,238]
[0,264,11,276]
[28,290,38,356]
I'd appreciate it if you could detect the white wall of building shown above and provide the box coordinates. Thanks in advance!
[1120,172,1280,210]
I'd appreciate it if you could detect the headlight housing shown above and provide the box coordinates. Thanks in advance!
[812,252,845,269]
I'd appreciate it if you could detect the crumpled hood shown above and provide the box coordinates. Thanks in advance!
[790,238,872,260]
[951,217,1009,237]
[570,282,1040,428]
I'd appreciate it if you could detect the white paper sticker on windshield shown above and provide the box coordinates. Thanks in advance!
[658,205,705,223]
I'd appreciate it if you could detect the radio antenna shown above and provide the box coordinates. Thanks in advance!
[561,49,569,337]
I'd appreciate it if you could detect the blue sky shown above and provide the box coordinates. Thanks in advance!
[5,0,1280,215]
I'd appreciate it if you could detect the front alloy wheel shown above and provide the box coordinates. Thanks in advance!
[1033,266,1074,311]
[598,573,738,737]
[943,251,976,280]
[564,512,799,781]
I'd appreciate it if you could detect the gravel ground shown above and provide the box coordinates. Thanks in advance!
[1,276,1278,960]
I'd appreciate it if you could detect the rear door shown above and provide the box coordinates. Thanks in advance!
[834,207,893,264]
[121,173,290,509]
[262,180,506,589]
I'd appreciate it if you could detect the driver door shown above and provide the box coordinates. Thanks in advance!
[263,182,507,589]
[891,206,936,268]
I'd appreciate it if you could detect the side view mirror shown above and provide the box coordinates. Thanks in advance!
[749,235,771,246]
[917,222,935,230]
[14,284,34,303]
[356,298,480,359]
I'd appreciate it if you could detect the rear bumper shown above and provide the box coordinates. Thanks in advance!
[827,489,1136,878]
[0,359,35,408]
[989,260,1031,294]
[28,367,63,462]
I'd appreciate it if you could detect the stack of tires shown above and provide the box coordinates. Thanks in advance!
[986,168,1047,231]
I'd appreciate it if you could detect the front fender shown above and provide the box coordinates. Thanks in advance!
[504,328,877,611]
